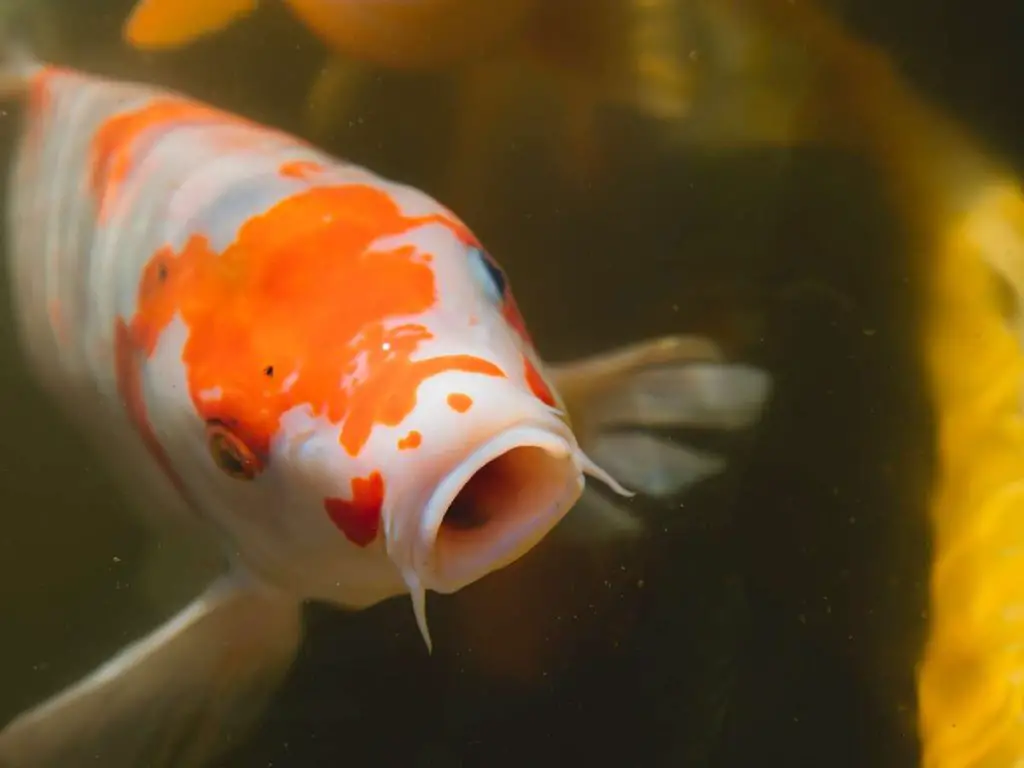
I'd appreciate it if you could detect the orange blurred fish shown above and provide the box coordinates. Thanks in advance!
[0,27,770,768]
[122,0,698,200]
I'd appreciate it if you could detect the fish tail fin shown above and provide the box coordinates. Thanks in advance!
[123,0,258,50]
[303,56,371,145]
[0,573,303,767]
[648,0,950,166]
[721,0,994,210]
[617,0,700,124]
[621,0,869,153]
[551,335,771,542]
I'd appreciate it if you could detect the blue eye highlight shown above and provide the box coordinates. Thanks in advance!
[467,246,507,303]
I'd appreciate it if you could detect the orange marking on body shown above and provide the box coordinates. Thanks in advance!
[48,300,67,346]
[27,69,53,118]
[279,159,324,180]
[340,347,502,454]
[89,97,231,222]
[447,393,473,413]
[524,356,556,407]
[114,318,188,495]
[397,430,422,450]
[24,68,64,157]
[28,66,74,110]
[124,183,499,470]
[324,471,385,546]
[502,295,533,346]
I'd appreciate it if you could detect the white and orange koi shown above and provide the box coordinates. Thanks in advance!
[0,38,769,767]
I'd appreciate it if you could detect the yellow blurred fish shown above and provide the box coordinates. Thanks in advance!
[659,1,1024,764]
[122,0,697,200]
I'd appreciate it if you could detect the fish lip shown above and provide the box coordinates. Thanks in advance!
[413,420,584,593]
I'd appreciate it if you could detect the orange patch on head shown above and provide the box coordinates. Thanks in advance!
[447,393,473,413]
[524,357,556,407]
[338,334,503,456]
[500,292,533,346]
[279,159,324,180]
[123,182,502,467]
[90,97,228,222]
[324,471,385,546]
[397,430,422,450]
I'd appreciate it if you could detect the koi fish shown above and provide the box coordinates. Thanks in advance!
[121,0,697,201]
[661,1,1024,764]
[0,38,770,767]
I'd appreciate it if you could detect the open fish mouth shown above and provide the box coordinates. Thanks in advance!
[416,424,587,593]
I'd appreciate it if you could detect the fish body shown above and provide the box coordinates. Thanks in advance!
[11,59,605,618]
[0,41,770,768]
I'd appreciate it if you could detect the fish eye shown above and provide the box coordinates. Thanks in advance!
[467,246,507,303]
[206,420,262,480]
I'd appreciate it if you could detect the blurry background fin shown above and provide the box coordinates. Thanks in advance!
[588,431,728,497]
[622,0,698,123]
[643,0,836,151]
[551,335,772,541]
[123,0,258,50]
[138,524,230,612]
[557,485,645,544]
[581,359,771,433]
[304,56,371,145]
[0,573,302,768]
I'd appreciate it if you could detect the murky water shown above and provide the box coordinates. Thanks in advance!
[5,1,1022,765]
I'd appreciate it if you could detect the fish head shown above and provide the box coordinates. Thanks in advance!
[122,179,625,650]
[352,209,632,649]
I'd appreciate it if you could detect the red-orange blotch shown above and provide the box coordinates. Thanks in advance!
[447,393,473,413]
[324,471,386,546]
[398,430,422,450]
[279,160,325,180]
[523,356,556,407]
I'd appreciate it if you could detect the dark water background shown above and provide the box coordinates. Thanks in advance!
[1,1,1021,765]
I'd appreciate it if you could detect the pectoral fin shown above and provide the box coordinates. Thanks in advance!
[123,0,258,50]
[552,335,771,540]
[0,572,302,768]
